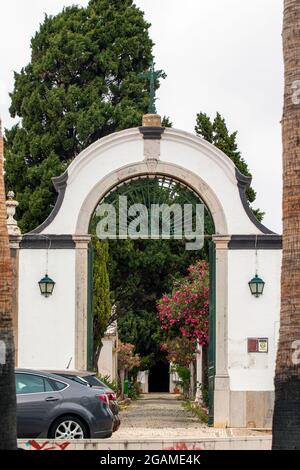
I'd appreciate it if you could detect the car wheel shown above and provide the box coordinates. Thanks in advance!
[49,415,88,439]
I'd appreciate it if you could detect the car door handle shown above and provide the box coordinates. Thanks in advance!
[45,396,59,402]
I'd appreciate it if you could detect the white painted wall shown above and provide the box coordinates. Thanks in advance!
[227,249,282,391]
[137,370,149,393]
[18,249,76,369]
[98,337,118,381]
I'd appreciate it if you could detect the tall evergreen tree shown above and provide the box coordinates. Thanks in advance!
[92,238,111,369]
[5,0,154,232]
[195,112,264,220]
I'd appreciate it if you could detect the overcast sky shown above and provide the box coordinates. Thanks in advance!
[0,0,283,232]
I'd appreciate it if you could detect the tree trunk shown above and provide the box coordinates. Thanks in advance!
[0,121,17,449]
[93,339,103,372]
[272,0,300,450]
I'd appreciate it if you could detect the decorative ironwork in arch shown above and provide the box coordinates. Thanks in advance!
[89,176,215,241]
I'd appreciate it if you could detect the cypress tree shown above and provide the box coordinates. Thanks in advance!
[195,112,264,220]
[5,0,154,231]
[92,238,111,369]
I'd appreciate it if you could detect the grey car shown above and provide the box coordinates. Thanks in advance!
[46,370,120,432]
[15,369,114,439]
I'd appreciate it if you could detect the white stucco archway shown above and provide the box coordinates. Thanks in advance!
[16,125,282,428]
[31,126,272,237]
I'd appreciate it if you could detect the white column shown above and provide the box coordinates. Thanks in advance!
[213,235,231,427]
[74,235,91,370]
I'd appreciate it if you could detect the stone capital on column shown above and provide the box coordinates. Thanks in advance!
[73,235,91,249]
[9,234,22,250]
[213,235,231,250]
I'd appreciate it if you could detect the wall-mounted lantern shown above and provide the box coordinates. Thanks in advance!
[248,274,265,298]
[38,235,55,297]
[38,274,55,298]
[249,235,265,298]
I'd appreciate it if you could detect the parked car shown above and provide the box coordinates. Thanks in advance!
[15,369,114,439]
[46,370,120,432]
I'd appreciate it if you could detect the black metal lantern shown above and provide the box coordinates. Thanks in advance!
[248,274,265,298]
[39,274,55,297]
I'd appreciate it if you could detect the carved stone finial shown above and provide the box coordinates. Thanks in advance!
[6,191,21,235]
[142,114,162,127]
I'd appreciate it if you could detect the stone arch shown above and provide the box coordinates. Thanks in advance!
[31,126,272,237]
[76,161,227,236]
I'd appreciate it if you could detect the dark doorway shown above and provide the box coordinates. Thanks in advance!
[148,361,170,392]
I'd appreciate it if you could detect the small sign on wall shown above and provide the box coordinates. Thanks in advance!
[248,338,268,353]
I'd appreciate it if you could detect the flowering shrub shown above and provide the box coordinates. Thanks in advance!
[157,260,209,347]
[161,337,195,367]
[117,341,141,372]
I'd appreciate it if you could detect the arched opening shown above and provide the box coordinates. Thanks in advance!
[88,175,215,398]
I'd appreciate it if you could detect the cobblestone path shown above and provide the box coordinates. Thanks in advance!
[111,393,207,440]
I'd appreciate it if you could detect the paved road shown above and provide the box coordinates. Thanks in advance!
[111,393,208,440]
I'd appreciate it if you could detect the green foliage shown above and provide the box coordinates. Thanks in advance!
[92,238,111,367]
[171,364,190,398]
[128,381,141,400]
[101,177,215,369]
[195,112,264,221]
[108,238,201,366]
[182,400,208,424]
[161,116,173,127]
[4,0,155,231]
[97,373,120,396]
[198,383,209,407]
[161,337,196,368]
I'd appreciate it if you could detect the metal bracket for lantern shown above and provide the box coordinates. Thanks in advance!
[38,236,55,297]
[248,235,265,298]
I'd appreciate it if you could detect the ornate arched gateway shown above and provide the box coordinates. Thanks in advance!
[13,119,282,428]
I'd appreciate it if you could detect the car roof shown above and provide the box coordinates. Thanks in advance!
[15,368,76,385]
[15,368,106,390]
[42,370,97,378]
[16,368,55,377]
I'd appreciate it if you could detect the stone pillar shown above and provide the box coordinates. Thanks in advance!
[6,191,22,366]
[8,235,22,366]
[213,235,231,427]
[74,235,91,370]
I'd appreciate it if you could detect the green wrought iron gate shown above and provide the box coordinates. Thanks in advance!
[87,242,94,371]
